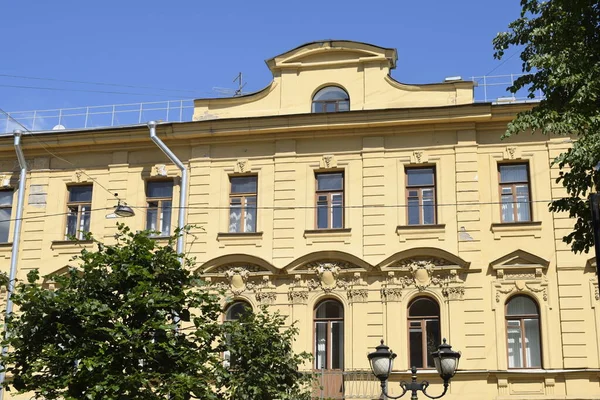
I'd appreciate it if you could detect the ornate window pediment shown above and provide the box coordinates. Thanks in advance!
[491,250,550,304]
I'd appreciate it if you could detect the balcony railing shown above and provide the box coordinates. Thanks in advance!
[309,369,381,400]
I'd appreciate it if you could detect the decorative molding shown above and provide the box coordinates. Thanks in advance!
[151,164,168,177]
[234,159,250,173]
[380,262,465,301]
[255,291,277,304]
[410,150,428,164]
[287,289,309,304]
[347,289,368,303]
[304,228,352,245]
[320,154,337,169]
[395,224,446,243]
[491,221,542,240]
[380,287,403,303]
[306,262,350,292]
[225,267,250,295]
[209,264,268,274]
[503,146,522,160]
[216,232,263,248]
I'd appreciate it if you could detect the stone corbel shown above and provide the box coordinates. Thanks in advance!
[254,276,277,305]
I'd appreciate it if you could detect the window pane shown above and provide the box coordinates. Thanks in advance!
[407,168,434,186]
[422,189,435,224]
[317,173,343,191]
[313,87,349,102]
[160,201,172,235]
[325,103,336,113]
[66,207,78,237]
[338,101,350,111]
[501,194,515,223]
[244,196,257,232]
[409,325,424,368]
[69,185,93,202]
[317,202,328,229]
[226,302,251,321]
[507,320,523,368]
[231,176,257,194]
[0,208,10,242]
[0,191,13,206]
[507,296,538,315]
[500,165,528,183]
[79,205,91,239]
[147,181,173,198]
[315,322,328,369]
[331,193,343,229]
[229,198,242,233]
[146,206,158,231]
[408,197,420,225]
[515,185,531,222]
[426,319,441,368]
[331,321,344,369]
[524,319,541,367]
[316,301,343,319]
[409,298,440,317]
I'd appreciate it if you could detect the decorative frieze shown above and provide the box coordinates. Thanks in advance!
[347,289,369,303]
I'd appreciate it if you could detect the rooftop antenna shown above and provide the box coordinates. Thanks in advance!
[233,72,246,96]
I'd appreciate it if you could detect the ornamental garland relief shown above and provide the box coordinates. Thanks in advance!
[208,266,276,304]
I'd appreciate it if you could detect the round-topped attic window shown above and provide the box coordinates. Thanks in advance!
[312,86,350,113]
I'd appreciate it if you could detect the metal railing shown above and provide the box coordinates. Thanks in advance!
[309,369,381,399]
[1,99,195,134]
[471,73,544,103]
[0,74,546,134]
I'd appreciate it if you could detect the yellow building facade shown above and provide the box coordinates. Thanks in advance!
[0,41,599,399]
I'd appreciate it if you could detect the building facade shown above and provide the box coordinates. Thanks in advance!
[0,41,598,399]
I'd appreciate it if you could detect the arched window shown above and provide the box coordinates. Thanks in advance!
[408,297,440,368]
[314,299,344,370]
[225,300,252,321]
[312,86,350,113]
[506,295,541,368]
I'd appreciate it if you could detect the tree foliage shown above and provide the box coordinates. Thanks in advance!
[493,0,600,253]
[0,225,311,399]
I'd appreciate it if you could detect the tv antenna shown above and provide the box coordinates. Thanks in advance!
[233,72,246,96]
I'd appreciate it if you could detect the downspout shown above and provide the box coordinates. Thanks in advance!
[0,130,27,400]
[148,121,187,263]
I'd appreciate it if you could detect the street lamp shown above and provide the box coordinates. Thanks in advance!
[368,339,461,399]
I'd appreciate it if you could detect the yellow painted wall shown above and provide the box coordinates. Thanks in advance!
[0,41,599,399]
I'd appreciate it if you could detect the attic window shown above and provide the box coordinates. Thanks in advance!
[312,86,349,113]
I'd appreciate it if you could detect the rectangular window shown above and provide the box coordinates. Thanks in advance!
[406,167,436,225]
[65,185,92,240]
[0,190,13,243]
[499,164,531,223]
[146,181,173,236]
[315,172,344,229]
[229,176,257,233]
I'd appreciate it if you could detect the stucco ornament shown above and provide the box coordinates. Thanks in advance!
[307,262,349,292]
[407,260,436,290]
[225,267,250,295]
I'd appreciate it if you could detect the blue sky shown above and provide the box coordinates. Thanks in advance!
[0,0,524,117]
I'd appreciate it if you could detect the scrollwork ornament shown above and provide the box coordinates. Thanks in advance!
[225,267,250,295]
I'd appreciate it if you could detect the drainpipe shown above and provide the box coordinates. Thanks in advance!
[148,121,187,262]
[0,130,27,400]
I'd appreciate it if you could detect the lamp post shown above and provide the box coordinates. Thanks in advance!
[368,339,461,400]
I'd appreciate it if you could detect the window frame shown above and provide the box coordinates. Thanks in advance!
[313,299,344,371]
[498,163,532,223]
[224,300,253,322]
[311,86,350,113]
[0,189,14,243]
[407,297,441,369]
[145,180,174,236]
[228,175,258,233]
[314,171,345,230]
[65,184,93,240]
[405,167,437,225]
[505,295,542,369]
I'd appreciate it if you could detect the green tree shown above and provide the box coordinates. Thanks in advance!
[0,225,312,400]
[220,307,312,400]
[493,0,600,253]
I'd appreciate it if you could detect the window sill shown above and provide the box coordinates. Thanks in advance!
[396,224,446,243]
[217,232,263,248]
[51,239,94,256]
[0,242,13,248]
[491,221,542,240]
[304,228,351,245]
[0,243,12,259]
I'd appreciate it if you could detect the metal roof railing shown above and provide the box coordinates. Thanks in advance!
[1,99,195,134]
[0,74,545,134]
[471,73,544,103]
